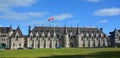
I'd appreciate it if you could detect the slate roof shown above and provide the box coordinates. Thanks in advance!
[11,26,24,38]
[30,26,106,36]
[0,27,11,33]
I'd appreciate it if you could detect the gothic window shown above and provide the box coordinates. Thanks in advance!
[57,35,59,38]
[30,36,33,40]
[4,39,5,41]
[59,38,62,41]
[51,35,53,38]
[16,36,18,41]
[19,43,21,46]
[97,38,99,40]
[87,37,89,40]
[116,34,118,36]
[13,43,15,46]
[89,34,91,38]
[94,35,96,38]
[73,36,76,39]
[36,36,39,40]
[2,38,5,41]
[99,35,101,37]
[48,37,50,40]
[81,37,83,40]
[2,38,3,41]
[84,35,86,38]
[39,35,41,38]
[92,37,94,40]
[33,35,36,37]
[43,37,44,40]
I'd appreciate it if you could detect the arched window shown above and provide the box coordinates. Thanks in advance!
[36,36,39,40]
[30,36,33,40]
[16,36,18,41]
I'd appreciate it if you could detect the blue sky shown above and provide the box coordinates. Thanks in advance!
[0,0,120,35]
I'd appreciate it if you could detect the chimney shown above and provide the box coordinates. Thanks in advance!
[100,28,103,31]
[28,26,31,35]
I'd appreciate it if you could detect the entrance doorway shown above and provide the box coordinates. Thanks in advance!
[1,43,6,48]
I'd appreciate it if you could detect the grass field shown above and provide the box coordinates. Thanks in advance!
[0,48,120,58]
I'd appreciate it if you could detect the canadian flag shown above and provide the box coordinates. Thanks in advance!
[48,17,54,22]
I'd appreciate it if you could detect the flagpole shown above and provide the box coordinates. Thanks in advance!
[53,16,56,53]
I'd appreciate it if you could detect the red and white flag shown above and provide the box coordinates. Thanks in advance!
[48,17,54,22]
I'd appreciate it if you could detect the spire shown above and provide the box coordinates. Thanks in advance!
[28,26,31,35]
[64,25,68,34]
[16,26,23,37]
[114,27,117,31]
[42,24,44,32]
[10,25,12,31]
[16,26,21,33]
[76,24,80,35]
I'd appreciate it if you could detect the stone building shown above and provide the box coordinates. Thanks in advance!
[27,26,108,48]
[109,28,120,47]
[0,25,109,49]
[0,26,24,49]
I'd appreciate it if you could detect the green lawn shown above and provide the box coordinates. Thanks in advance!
[0,48,120,58]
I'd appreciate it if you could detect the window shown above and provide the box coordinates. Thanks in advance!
[16,36,18,41]
[87,37,89,40]
[57,35,59,38]
[45,35,47,38]
[48,37,50,40]
[19,43,21,46]
[36,36,39,40]
[81,37,83,40]
[39,35,41,38]
[2,38,5,41]
[13,43,15,46]
[94,35,96,38]
[84,35,86,38]
[30,36,32,40]
[99,35,101,37]
[51,35,53,38]
[92,37,94,40]
[89,34,91,38]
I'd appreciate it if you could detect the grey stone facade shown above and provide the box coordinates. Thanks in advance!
[109,28,120,47]
[27,26,108,48]
[0,25,109,49]
[0,26,24,49]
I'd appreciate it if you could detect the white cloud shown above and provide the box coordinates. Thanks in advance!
[86,0,100,2]
[99,20,108,23]
[54,13,73,20]
[94,7,120,16]
[0,0,47,20]
[0,11,47,20]
[0,0,37,8]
